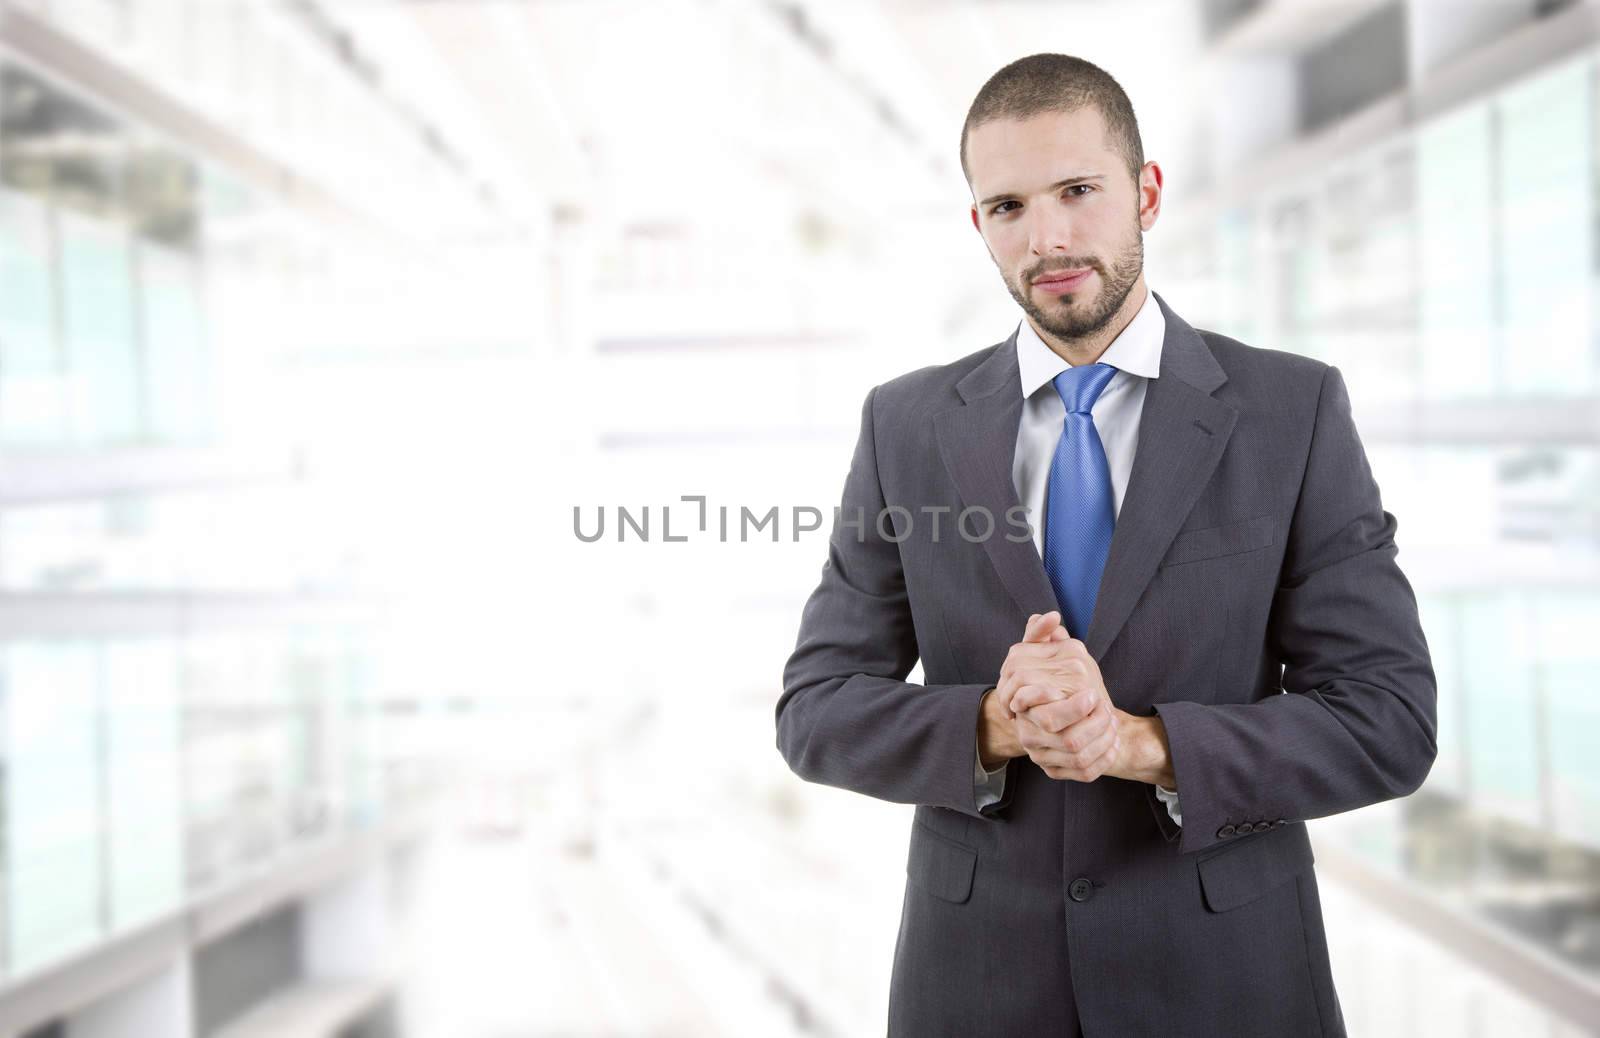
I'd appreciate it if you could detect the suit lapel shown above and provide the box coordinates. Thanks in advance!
[933,325,1061,628]
[934,291,1237,660]
[1084,293,1237,659]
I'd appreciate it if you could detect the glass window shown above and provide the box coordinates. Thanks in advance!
[1495,59,1593,396]
[104,639,182,929]
[1416,593,1466,798]
[4,641,102,974]
[1417,102,1496,401]
[0,188,65,444]
[58,210,140,445]
[1460,591,1541,818]
[139,240,212,444]
[1538,591,1600,850]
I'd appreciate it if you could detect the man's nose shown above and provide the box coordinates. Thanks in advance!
[1026,207,1077,256]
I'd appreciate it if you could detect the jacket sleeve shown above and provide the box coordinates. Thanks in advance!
[777,384,1017,820]
[1150,364,1438,854]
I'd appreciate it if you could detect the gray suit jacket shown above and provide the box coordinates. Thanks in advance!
[776,291,1437,1037]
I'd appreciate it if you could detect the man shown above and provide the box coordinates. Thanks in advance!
[775,52,1436,1038]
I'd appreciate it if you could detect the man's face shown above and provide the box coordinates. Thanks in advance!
[966,106,1160,343]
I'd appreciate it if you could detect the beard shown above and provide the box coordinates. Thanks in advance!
[1005,214,1144,344]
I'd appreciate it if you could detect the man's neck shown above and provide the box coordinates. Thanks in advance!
[1030,277,1148,367]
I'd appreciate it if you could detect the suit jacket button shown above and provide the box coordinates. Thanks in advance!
[1217,824,1236,837]
[1068,877,1095,902]
[1236,822,1255,834]
[1274,819,1287,827]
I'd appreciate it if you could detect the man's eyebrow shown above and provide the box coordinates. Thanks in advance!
[977,174,1106,208]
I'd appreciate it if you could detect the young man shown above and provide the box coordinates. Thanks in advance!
[776,53,1436,1037]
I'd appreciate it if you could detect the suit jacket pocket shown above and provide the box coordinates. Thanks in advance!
[1196,822,1314,912]
[1160,512,1276,568]
[907,819,977,904]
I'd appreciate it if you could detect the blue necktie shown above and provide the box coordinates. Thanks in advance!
[1042,363,1118,640]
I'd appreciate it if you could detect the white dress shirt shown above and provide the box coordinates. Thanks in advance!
[975,285,1183,825]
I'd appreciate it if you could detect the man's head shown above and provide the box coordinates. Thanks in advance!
[961,54,1162,351]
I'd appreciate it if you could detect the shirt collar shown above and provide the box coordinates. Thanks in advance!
[1015,284,1164,399]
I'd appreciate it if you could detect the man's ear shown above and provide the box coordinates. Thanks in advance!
[1139,160,1163,231]
[970,205,980,232]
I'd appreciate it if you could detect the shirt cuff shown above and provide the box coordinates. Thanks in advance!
[975,730,1008,808]
[1153,783,1183,827]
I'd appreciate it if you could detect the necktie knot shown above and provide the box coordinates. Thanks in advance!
[1052,362,1118,415]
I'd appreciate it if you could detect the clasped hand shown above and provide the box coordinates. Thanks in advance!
[995,610,1121,782]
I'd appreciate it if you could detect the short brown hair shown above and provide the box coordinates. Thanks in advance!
[960,53,1145,191]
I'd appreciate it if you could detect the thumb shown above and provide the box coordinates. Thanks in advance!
[1025,610,1062,643]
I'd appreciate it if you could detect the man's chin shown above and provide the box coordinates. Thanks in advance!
[1033,305,1117,341]
[1025,293,1095,324]
[1033,283,1098,309]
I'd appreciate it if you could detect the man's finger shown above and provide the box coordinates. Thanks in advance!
[1011,682,1073,713]
[1024,689,1100,733]
[1005,666,1087,697]
[1009,683,1046,713]
[1072,716,1119,770]
[1003,642,1086,664]
[1006,675,1070,714]
[1008,606,1067,714]
[1037,609,1072,641]
[1025,610,1061,643]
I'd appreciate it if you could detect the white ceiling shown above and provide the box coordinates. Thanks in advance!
[314,0,1210,239]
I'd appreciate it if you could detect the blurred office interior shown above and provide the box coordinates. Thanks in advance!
[0,0,1596,1035]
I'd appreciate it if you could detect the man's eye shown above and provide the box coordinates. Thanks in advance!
[1065,185,1092,197]
[990,201,1018,215]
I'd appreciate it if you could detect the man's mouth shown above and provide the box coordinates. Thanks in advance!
[1032,268,1094,294]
